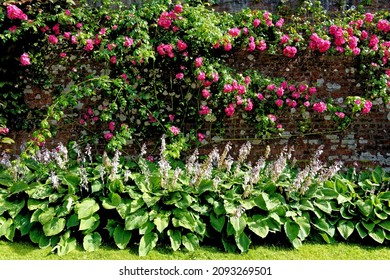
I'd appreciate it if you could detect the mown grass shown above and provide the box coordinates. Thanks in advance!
[1,240,389,260]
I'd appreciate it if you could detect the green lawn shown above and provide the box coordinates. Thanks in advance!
[1,240,389,260]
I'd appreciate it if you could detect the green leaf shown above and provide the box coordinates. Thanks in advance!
[139,221,155,235]
[355,222,368,239]
[164,191,182,205]
[374,208,388,220]
[56,233,77,256]
[175,192,195,209]
[66,213,79,228]
[38,207,56,225]
[285,220,300,242]
[182,233,199,252]
[369,227,385,244]
[299,200,314,211]
[313,200,332,214]
[172,209,196,231]
[102,193,122,209]
[114,225,132,250]
[129,198,145,213]
[76,198,99,219]
[362,221,375,232]
[43,217,66,236]
[254,192,279,211]
[79,214,100,232]
[296,216,311,240]
[14,214,32,236]
[29,227,42,244]
[142,192,161,208]
[139,232,158,256]
[153,212,170,233]
[9,181,31,195]
[0,171,13,187]
[378,220,390,231]
[196,179,214,195]
[340,205,355,219]
[291,238,302,249]
[312,218,335,237]
[125,209,149,230]
[356,200,373,217]
[235,232,251,253]
[27,199,48,211]
[379,192,390,201]
[248,217,269,238]
[210,212,225,233]
[6,199,25,219]
[83,232,102,252]
[109,179,125,193]
[372,166,383,184]
[0,218,14,241]
[167,229,181,251]
[39,235,51,249]
[335,178,348,194]
[337,220,354,240]
[63,174,80,193]
[229,216,246,235]
[91,181,103,193]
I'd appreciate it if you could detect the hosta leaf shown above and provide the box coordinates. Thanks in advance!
[340,205,355,219]
[284,220,300,242]
[210,212,225,233]
[229,216,246,235]
[362,221,375,232]
[109,179,124,193]
[29,227,42,244]
[154,212,170,233]
[114,225,132,250]
[91,181,103,193]
[38,207,56,225]
[14,213,32,236]
[355,222,368,239]
[56,234,77,256]
[196,179,214,195]
[235,232,251,253]
[9,181,31,195]
[26,182,53,199]
[167,229,181,251]
[164,192,182,205]
[76,198,99,219]
[337,220,354,240]
[369,227,385,244]
[0,218,14,241]
[299,200,314,211]
[39,235,51,249]
[139,232,158,256]
[372,166,383,184]
[312,218,335,237]
[182,233,199,252]
[374,208,388,220]
[379,192,390,201]
[129,198,145,214]
[378,220,390,231]
[314,200,332,214]
[83,232,102,252]
[142,193,161,208]
[356,200,373,217]
[254,192,279,211]
[79,214,100,232]
[335,178,348,194]
[291,238,302,249]
[102,193,122,209]
[175,193,195,209]
[296,216,311,240]
[139,221,155,235]
[66,213,79,228]
[248,218,269,238]
[27,198,48,211]
[0,171,13,187]
[125,209,149,230]
[43,217,66,236]
[63,174,80,194]
[172,209,196,231]
[7,199,25,219]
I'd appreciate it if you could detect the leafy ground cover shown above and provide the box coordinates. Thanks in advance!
[1,240,389,260]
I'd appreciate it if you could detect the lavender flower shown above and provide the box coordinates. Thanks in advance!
[0,151,11,168]
[218,142,232,169]
[79,167,89,192]
[50,171,60,190]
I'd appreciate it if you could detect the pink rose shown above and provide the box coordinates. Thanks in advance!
[48,35,58,45]
[176,73,184,80]
[268,114,277,122]
[197,133,206,142]
[177,40,187,51]
[195,57,203,68]
[253,18,261,28]
[20,53,31,66]
[225,103,235,117]
[104,132,113,141]
[313,102,327,113]
[60,52,67,58]
[110,56,117,64]
[0,127,9,135]
[275,18,284,28]
[228,28,240,37]
[197,72,206,81]
[202,89,210,99]
[7,5,27,20]
[174,4,183,13]
[124,36,133,47]
[170,126,180,135]
[275,99,283,107]
[199,105,210,115]
[108,121,115,131]
[335,112,345,119]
